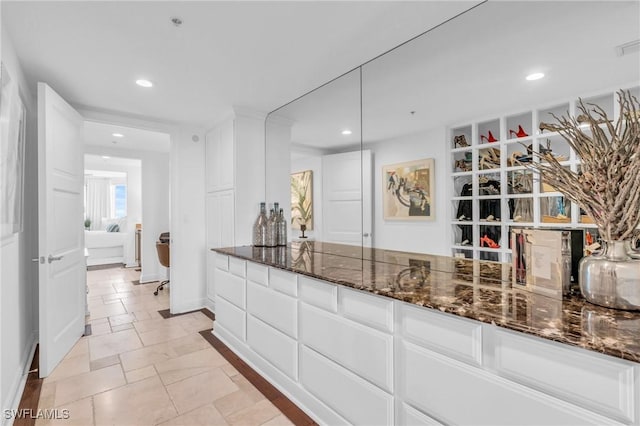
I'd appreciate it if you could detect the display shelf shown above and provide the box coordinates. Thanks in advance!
[447,86,638,263]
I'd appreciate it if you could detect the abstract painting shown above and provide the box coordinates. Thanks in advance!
[383,158,435,220]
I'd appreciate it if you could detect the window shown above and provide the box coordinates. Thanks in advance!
[111,184,127,218]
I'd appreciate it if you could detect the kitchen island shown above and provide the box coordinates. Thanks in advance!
[211,241,640,425]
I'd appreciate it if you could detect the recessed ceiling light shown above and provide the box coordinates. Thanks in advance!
[102,156,110,159]
[526,72,545,81]
[136,79,153,88]
[112,133,124,138]
[342,129,352,135]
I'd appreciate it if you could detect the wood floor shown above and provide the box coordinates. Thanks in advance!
[14,266,314,426]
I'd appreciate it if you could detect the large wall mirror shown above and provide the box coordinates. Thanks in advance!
[265,1,640,258]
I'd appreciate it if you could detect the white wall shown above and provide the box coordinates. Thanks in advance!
[0,24,39,421]
[291,155,323,240]
[369,127,449,255]
[84,145,169,282]
[84,155,142,267]
[169,127,206,313]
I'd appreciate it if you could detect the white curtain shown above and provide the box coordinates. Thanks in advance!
[85,177,110,230]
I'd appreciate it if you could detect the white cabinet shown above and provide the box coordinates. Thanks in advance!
[212,258,639,426]
[205,111,265,311]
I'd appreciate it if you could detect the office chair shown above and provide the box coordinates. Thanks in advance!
[154,239,170,296]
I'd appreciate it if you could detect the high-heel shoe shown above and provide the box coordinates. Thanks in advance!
[509,125,528,138]
[480,234,500,248]
[480,131,498,143]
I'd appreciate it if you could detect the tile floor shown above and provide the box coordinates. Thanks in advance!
[36,266,293,426]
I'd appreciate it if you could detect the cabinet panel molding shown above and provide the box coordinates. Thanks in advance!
[247,281,297,338]
[339,287,393,333]
[247,315,298,380]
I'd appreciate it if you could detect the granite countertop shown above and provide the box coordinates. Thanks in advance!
[212,241,640,363]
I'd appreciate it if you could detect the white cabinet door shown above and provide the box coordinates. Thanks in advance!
[205,119,235,192]
[206,190,235,307]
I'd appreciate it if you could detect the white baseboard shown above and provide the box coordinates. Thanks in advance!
[171,298,205,315]
[139,274,159,283]
[2,331,38,426]
[204,298,215,314]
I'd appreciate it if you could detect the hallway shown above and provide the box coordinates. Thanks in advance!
[35,266,294,426]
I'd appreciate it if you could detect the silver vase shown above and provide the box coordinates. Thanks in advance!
[579,240,640,311]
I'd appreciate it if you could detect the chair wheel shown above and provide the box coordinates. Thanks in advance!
[160,286,164,291]
[154,291,158,296]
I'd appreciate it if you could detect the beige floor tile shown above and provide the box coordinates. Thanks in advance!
[90,354,120,371]
[170,312,215,332]
[221,363,240,378]
[155,347,228,385]
[158,403,228,426]
[65,338,89,359]
[166,368,239,414]
[130,310,154,321]
[89,329,143,361]
[108,312,135,327]
[138,324,190,347]
[111,323,133,332]
[132,317,169,333]
[89,322,112,336]
[260,414,295,426]
[119,333,209,371]
[225,399,280,426]
[48,396,94,426]
[214,390,259,418]
[53,364,126,407]
[232,375,266,402]
[93,376,177,426]
[38,382,57,408]
[89,302,127,321]
[102,292,133,303]
[44,352,90,383]
[124,365,157,383]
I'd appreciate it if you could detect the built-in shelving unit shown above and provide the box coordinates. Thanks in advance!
[448,85,640,263]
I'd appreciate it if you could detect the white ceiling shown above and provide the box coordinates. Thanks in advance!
[2,1,481,128]
[280,1,640,150]
[84,121,171,152]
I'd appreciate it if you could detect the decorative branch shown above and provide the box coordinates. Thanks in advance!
[528,90,640,241]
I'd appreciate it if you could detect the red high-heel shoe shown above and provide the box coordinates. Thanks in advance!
[480,131,498,143]
[509,125,528,138]
[480,234,500,248]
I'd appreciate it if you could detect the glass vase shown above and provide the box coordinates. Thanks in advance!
[579,240,640,311]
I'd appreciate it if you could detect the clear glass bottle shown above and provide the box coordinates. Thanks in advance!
[252,202,268,247]
[265,209,277,247]
[276,208,287,246]
[273,202,279,216]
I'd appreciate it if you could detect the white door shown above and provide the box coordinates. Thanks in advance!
[37,83,85,377]
[322,150,372,247]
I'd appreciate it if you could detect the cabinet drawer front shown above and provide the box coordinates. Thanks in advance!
[215,253,229,271]
[300,347,393,426]
[269,268,298,296]
[400,341,616,426]
[247,281,297,338]
[488,328,636,423]
[339,287,393,333]
[247,261,269,286]
[401,304,481,365]
[215,297,245,342]
[228,257,246,278]
[400,403,443,426]
[247,315,297,380]
[215,270,245,309]
[300,303,393,392]
[299,276,337,312]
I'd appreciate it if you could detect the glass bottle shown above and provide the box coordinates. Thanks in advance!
[265,209,277,247]
[276,208,287,246]
[252,202,268,247]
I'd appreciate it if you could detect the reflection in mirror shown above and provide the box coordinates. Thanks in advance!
[361,1,639,256]
[265,69,365,247]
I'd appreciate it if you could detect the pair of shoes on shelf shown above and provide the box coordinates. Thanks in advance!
[509,125,528,138]
[481,131,498,143]
[480,234,500,249]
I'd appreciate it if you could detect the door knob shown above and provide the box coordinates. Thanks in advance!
[363,233,370,237]
[48,254,64,263]
[32,257,44,264]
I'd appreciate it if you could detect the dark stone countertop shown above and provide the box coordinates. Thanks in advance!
[212,241,640,363]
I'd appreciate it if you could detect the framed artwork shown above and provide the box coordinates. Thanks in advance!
[383,158,435,221]
[291,170,313,230]
[1,62,27,238]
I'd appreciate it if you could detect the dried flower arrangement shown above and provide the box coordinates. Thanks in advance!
[531,90,640,242]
